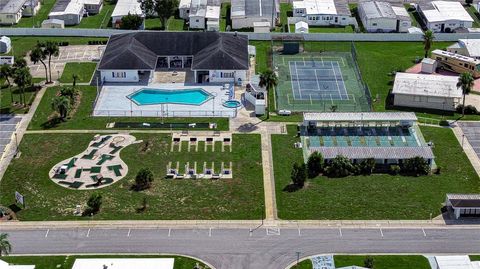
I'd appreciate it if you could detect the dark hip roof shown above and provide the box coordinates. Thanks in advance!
[98,32,249,71]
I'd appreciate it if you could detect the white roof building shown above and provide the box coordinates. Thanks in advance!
[71,258,174,269]
[435,255,480,269]
[111,0,144,28]
[0,260,35,269]
[292,0,353,26]
[230,0,280,29]
[358,1,411,32]
[0,0,28,25]
[295,21,308,33]
[448,39,480,59]
[392,72,462,111]
[418,1,474,32]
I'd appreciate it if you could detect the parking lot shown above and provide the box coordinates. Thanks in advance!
[458,121,480,159]
[0,115,22,159]
[27,45,104,80]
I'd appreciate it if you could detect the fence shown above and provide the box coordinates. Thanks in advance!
[2,28,480,41]
[93,109,237,118]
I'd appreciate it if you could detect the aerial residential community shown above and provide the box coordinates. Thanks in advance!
[2,0,480,268]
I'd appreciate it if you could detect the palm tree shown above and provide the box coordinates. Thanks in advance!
[72,73,78,87]
[52,95,70,120]
[457,72,475,117]
[423,30,434,58]
[0,233,12,256]
[30,43,49,83]
[0,64,14,104]
[44,41,59,83]
[259,69,278,119]
[12,67,32,106]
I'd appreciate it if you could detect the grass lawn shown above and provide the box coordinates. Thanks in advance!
[11,0,56,28]
[0,132,263,220]
[272,125,480,220]
[71,1,116,29]
[471,256,480,261]
[467,5,480,28]
[1,255,210,269]
[276,3,292,32]
[2,36,107,58]
[0,86,39,114]
[145,16,185,30]
[404,4,420,28]
[334,255,430,268]
[293,259,312,269]
[220,3,231,32]
[59,63,97,84]
[289,25,354,33]
[28,86,229,130]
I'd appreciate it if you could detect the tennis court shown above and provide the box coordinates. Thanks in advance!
[289,60,348,101]
[273,45,372,112]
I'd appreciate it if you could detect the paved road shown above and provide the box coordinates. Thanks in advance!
[4,227,480,269]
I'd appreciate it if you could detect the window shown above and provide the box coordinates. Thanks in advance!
[414,96,421,102]
[342,17,346,20]
[221,72,234,78]
[112,72,126,78]
[372,23,377,26]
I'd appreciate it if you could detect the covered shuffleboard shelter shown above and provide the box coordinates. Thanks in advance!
[446,194,480,219]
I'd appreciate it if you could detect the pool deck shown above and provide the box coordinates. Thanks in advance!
[93,83,238,117]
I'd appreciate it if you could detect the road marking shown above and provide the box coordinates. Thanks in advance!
[127,229,131,237]
[380,228,384,238]
[168,228,171,237]
[249,229,253,237]
[86,229,90,238]
[298,228,301,236]
[209,227,212,237]
[266,227,280,236]
[422,228,427,237]
[45,229,49,238]
[339,227,342,237]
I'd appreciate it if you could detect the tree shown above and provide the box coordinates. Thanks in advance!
[0,233,11,256]
[402,156,430,176]
[12,58,27,69]
[51,95,70,119]
[325,155,355,178]
[134,168,154,190]
[291,162,307,188]
[87,193,102,214]
[364,256,375,268]
[0,64,14,104]
[44,41,59,83]
[259,69,278,119]
[60,86,78,104]
[423,30,434,58]
[307,151,324,178]
[29,43,49,83]
[120,13,144,30]
[140,0,179,30]
[12,67,32,106]
[457,72,475,117]
[72,73,78,87]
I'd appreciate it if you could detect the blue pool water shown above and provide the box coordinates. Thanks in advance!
[223,100,241,108]
[128,88,212,106]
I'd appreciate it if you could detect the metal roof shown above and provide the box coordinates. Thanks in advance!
[231,0,279,18]
[0,0,27,14]
[50,0,83,15]
[419,1,473,23]
[293,0,351,16]
[392,72,462,99]
[447,194,480,208]
[435,255,480,269]
[359,1,396,19]
[111,0,143,17]
[309,146,435,159]
[303,112,418,122]
[458,39,480,58]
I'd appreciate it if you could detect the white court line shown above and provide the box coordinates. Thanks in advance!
[45,229,49,238]
[331,61,343,100]
[295,62,302,100]
[288,63,297,101]
[314,69,321,93]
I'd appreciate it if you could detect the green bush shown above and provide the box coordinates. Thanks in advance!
[291,162,307,188]
[389,165,401,175]
[358,158,376,175]
[134,168,155,191]
[325,155,355,178]
[86,193,102,214]
[402,156,430,176]
[306,151,324,178]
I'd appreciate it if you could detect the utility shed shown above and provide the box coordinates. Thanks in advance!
[445,195,480,219]
[358,1,411,32]
[417,1,474,32]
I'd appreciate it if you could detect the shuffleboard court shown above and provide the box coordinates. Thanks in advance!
[289,60,348,101]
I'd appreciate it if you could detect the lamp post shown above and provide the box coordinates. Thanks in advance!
[462,134,465,148]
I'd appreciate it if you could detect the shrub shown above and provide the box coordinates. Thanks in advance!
[358,158,376,175]
[364,256,375,268]
[439,120,450,126]
[86,193,102,214]
[325,155,355,178]
[306,151,324,178]
[60,86,78,104]
[291,162,307,188]
[456,104,478,115]
[389,165,401,175]
[402,156,430,176]
[134,168,154,190]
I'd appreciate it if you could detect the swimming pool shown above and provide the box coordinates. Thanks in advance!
[127,88,212,106]
[223,100,242,108]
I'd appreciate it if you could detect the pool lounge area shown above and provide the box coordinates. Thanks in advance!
[94,84,239,117]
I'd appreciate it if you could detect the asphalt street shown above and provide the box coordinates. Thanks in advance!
[3,227,480,269]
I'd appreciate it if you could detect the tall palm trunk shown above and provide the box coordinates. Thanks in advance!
[462,93,466,117]
[48,55,52,83]
[5,79,13,104]
[40,59,48,83]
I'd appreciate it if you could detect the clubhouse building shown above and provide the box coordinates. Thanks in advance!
[97,32,249,85]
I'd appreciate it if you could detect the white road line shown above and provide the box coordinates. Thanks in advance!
[168,228,171,237]
[127,229,131,237]
[422,228,427,237]
[338,227,342,237]
[380,228,384,237]
[249,229,253,237]
[209,227,212,237]
[86,229,90,237]
[45,229,49,238]
[298,228,301,236]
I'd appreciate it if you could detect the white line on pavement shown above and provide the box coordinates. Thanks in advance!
[127,229,131,237]
[45,229,49,238]
[86,229,90,238]
[209,227,212,237]
[168,228,171,237]
[422,228,427,237]
[298,228,301,236]
[339,227,342,237]
[380,228,384,237]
